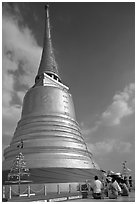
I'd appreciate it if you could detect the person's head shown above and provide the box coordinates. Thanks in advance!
[85,180,88,184]
[124,176,127,180]
[120,179,124,184]
[106,177,112,183]
[94,176,98,180]
[112,177,115,183]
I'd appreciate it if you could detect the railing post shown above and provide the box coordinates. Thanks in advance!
[88,184,90,191]
[3,186,6,199]
[44,184,47,196]
[69,184,71,193]
[28,185,30,197]
[9,186,12,199]
[57,184,60,194]
[80,184,81,192]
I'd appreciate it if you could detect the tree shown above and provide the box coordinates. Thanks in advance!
[7,152,30,184]
[7,140,31,194]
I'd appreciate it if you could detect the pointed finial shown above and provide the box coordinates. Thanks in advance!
[45,4,49,18]
[45,4,49,9]
[35,5,61,83]
[45,4,51,39]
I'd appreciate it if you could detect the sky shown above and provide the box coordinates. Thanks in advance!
[2,2,135,176]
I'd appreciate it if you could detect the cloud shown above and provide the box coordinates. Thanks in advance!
[3,14,42,87]
[81,83,135,137]
[87,139,132,156]
[2,106,21,135]
[81,83,134,166]
[101,83,135,126]
[2,4,42,148]
[81,125,98,136]
[115,141,132,153]
[88,140,115,155]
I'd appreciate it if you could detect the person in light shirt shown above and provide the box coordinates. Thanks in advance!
[92,175,103,199]
[108,177,122,199]
[113,178,122,193]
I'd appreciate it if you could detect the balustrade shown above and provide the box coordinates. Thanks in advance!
[3,183,81,200]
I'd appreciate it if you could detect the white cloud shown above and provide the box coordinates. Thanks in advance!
[81,83,135,137]
[16,91,26,104]
[81,83,134,164]
[81,125,98,136]
[101,83,134,126]
[2,5,42,148]
[3,106,21,136]
[3,14,42,87]
[87,139,132,156]
[115,141,132,153]
[88,140,115,155]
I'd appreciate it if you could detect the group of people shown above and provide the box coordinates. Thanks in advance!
[85,175,132,199]
[103,176,129,199]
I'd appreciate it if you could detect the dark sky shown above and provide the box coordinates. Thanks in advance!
[2,2,135,174]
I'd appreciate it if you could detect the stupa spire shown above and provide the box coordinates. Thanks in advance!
[36,5,60,82]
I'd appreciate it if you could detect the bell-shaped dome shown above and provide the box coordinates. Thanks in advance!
[3,5,100,184]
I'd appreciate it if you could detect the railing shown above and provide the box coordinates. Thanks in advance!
[2,183,83,201]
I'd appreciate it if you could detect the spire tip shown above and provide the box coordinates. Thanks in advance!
[45,4,49,10]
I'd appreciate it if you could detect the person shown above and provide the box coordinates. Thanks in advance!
[124,176,130,191]
[92,176,103,199]
[128,175,133,188]
[81,183,88,199]
[104,177,112,197]
[108,177,121,199]
[120,179,129,196]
